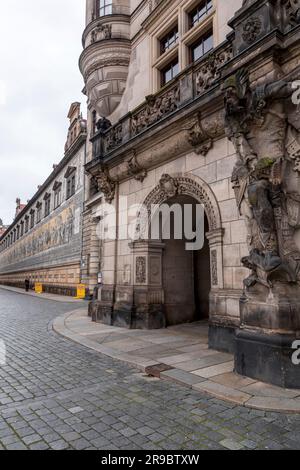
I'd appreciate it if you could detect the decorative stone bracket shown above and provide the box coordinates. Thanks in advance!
[126,152,148,182]
[186,112,224,156]
[94,166,116,204]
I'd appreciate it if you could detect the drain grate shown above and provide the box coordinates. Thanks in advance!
[145,363,174,379]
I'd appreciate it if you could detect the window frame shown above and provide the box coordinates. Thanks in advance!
[161,58,180,87]
[160,26,179,55]
[189,0,213,29]
[36,202,42,224]
[44,194,51,218]
[97,0,113,18]
[66,172,76,200]
[30,210,35,230]
[190,29,213,63]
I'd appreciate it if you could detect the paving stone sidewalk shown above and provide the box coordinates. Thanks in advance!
[54,309,300,413]
[1,287,300,450]
[0,284,86,304]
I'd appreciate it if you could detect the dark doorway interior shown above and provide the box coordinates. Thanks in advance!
[161,196,211,326]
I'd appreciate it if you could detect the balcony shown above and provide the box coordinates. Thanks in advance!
[90,40,233,160]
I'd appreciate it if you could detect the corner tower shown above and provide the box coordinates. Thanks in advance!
[80,0,131,119]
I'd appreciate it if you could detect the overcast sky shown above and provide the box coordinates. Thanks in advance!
[0,0,86,225]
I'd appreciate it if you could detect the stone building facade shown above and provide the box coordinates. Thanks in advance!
[0,220,8,238]
[80,0,300,388]
[0,103,87,296]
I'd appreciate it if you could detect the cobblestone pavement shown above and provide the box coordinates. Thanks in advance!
[0,289,300,450]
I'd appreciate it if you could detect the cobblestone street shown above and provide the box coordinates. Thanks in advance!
[0,289,300,450]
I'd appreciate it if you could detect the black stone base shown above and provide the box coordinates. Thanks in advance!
[89,301,166,330]
[208,324,236,354]
[235,329,300,389]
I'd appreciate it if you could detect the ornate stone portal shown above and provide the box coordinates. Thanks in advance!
[224,66,300,387]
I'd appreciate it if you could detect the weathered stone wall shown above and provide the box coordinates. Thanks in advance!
[0,142,86,296]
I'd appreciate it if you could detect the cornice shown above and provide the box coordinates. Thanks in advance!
[142,0,175,30]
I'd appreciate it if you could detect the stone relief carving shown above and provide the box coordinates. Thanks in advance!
[140,175,221,233]
[224,68,300,288]
[282,0,300,27]
[126,153,148,182]
[94,166,116,204]
[136,257,147,284]
[131,86,180,136]
[91,23,112,44]
[105,123,123,152]
[0,207,75,268]
[159,174,179,199]
[186,112,224,156]
[242,17,262,44]
[241,0,300,32]
[195,46,233,95]
[150,257,161,285]
[211,250,218,286]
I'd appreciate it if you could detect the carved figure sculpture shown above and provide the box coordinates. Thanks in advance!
[224,68,300,287]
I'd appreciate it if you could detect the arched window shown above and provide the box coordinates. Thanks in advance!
[98,0,113,17]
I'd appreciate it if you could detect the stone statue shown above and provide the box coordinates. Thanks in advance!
[96,117,112,133]
[224,68,300,288]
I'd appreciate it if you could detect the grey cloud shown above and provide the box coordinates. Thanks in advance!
[0,0,85,225]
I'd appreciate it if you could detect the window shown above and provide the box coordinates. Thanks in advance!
[65,167,76,200]
[161,59,179,86]
[36,203,42,224]
[25,216,29,233]
[20,221,24,237]
[92,110,97,136]
[190,30,213,62]
[30,210,35,229]
[98,0,112,17]
[53,182,62,209]
[16,226,20,240]
[189,0,213,28]
[160,26,179,55]
[44,194,51,217]
[54,188,62,208]
[66,174,76,199]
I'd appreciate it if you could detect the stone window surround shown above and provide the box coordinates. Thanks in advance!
[53,181,63,209]
[44,193,51,218]
[36,202,43,224]
[150,0,216,93]
[65,167,77,201]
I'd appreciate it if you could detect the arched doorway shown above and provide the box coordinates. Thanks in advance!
[133,173,224,329]
[160,195,211,326]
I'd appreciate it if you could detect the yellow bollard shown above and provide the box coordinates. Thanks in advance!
[35,283,43,294]
[75,284,86,299]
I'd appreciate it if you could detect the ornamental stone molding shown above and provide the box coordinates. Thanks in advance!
[186,112,224,156]
[94,166,116,204]
[126,153,148,183]
[131,85,180,136]
[195,45,233,95]
[141,173,222,232]
[242,16,262,44]
[79,5,131,118]
[90,24,112,44]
